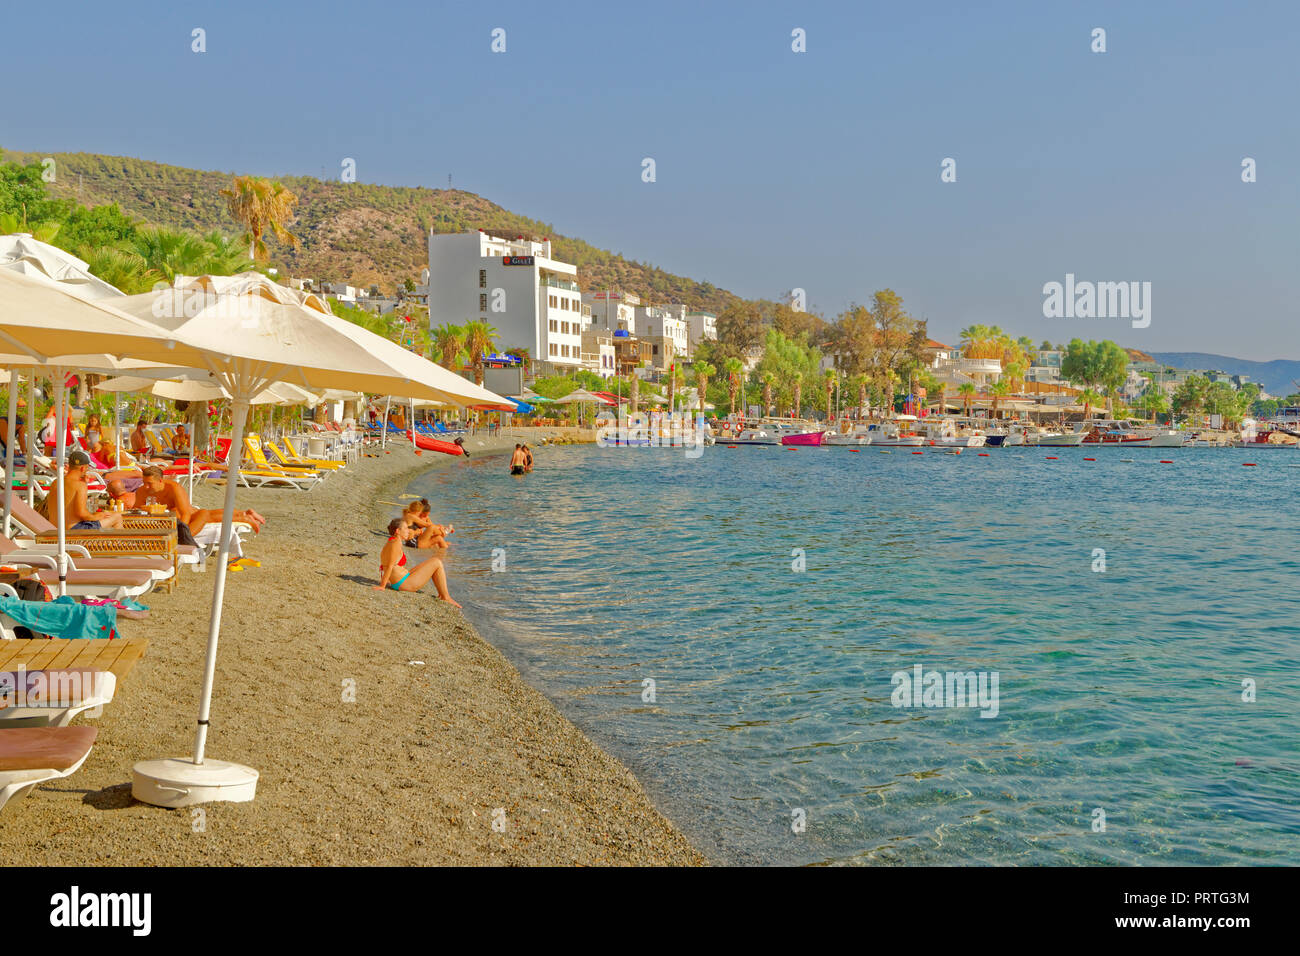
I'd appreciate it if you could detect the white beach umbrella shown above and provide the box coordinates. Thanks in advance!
[110,277,491,808]
[0,232,125,301]
[0,269,224,581]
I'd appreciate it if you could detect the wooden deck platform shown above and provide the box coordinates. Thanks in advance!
[0,638,148,679]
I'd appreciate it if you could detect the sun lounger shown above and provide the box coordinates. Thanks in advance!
[0,668,116,727]
[5,499,187,586]
[0,724,97,812]
[237,436,324,490]
[0,552,155,599]
[273,438,345,470]
[0,533,175,586]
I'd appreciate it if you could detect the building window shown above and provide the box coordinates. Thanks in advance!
[549,343,557,356]
[549,319,558,332]
[479,269,486,288]
[479,293,487,312]
[549,295,557,308]
[562,321,570,334]
[653,345,659,355]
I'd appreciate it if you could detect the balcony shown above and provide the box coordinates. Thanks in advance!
[541,277,580,292]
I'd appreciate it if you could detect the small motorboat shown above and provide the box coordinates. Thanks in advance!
[780,430,826,447]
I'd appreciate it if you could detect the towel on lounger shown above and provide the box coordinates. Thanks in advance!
[0,595,118,640]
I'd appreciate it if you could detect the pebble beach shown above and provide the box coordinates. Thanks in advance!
[0,434,704,866]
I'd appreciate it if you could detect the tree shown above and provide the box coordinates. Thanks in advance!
[694,362,715,415]
[461,320,499,385]
[715,300,765,358]
[958,383,977,416]
[988,380,1011,418]
[823,368,838,420]
[432,324,466,370]
[52,203,138,253]
[1079,388,1103,420]
[1061,339,1128,400]
[791,372,803,419]
[761,371,775,416]
[504,345,531,378]
[1172,375,1210,420]
[220,175,301,261]
[724,357,744,417]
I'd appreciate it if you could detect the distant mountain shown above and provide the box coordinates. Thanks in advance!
[1146,352,1300,396]
[1,148,744,312]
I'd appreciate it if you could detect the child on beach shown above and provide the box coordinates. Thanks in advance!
[376,518,460,606]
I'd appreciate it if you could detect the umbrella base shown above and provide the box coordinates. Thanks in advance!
[132,757,259,808]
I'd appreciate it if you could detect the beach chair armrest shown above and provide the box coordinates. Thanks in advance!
[1,553,57,571]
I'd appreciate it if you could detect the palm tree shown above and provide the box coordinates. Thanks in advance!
[131,227,219,284]
[1079,388,1103,420]
[0,212,60,243]
[851,373,869,418]
[695,362,715,416]
[988,380,1011,419]
[761,371,776,416]
[958,383,977,416]
[791,372,803,419]
[932,381,947,418]
[823,368,837,422]
[219,175,301,261]
[724,357,744,417]
[432,324,466,370]
[199,230,256,274]
[461,320,499,385]
[629,368,640,414]
[672,366,686,412]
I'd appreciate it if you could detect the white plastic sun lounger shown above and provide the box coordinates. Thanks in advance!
[0,668,117,727]
[0,724,98,812]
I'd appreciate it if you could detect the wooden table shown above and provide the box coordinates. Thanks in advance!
[0,638,148,680]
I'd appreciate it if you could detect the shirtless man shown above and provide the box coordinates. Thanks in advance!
[44,451,125,530]
[509,444,527,476]
[137,466,266,535]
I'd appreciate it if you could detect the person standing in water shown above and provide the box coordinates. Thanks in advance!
[509,444,526,476]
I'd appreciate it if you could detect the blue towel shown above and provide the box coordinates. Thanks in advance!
[0,595,119,640]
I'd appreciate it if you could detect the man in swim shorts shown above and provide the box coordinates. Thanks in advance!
[509,444,526,476]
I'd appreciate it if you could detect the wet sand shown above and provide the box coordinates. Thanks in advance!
[0,432,704,866]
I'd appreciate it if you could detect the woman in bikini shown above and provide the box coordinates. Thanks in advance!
[375,518,460,606]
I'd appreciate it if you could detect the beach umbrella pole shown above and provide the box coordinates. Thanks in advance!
[381,396,390,449]
[53,372,68,597]
[132,387,259,808]
[3,371,16,537]
[25,371,34,508]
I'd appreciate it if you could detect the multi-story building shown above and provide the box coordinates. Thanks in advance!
[582,290,639,333]
[634,303,690,359]
[685,310,717,349]
[427,230,584,376]
[580,329,617,379]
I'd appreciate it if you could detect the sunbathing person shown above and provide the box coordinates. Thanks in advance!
[375,518,459,606]
[43,450,125,531]
[137,465,266,535]
[171,423,191,454]
[402,499,454,548]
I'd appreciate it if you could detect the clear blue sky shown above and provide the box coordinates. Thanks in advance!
[3,0,1296,359]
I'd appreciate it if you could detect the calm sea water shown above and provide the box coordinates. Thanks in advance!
[406,441,1300,865]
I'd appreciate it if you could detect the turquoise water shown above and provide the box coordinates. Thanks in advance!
[407,443,1300,865]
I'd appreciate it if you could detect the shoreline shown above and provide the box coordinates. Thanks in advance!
[0,432,704,866]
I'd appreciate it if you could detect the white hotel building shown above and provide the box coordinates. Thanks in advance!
[427,231,586,376]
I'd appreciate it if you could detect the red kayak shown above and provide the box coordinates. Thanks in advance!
[406,430,464,456]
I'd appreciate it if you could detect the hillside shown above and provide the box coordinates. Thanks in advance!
[1146,353,1300,397]
[0,148,740,311]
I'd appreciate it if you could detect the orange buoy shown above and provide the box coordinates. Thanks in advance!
[727,444,737,449]
[1243,462,1257,467]
[977,452,989,456]
[850,449,861,453]
[1045,456,1058,460]
[1159,460,1173,464]
[911,451,923,455]
[1084,457,1096,461]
